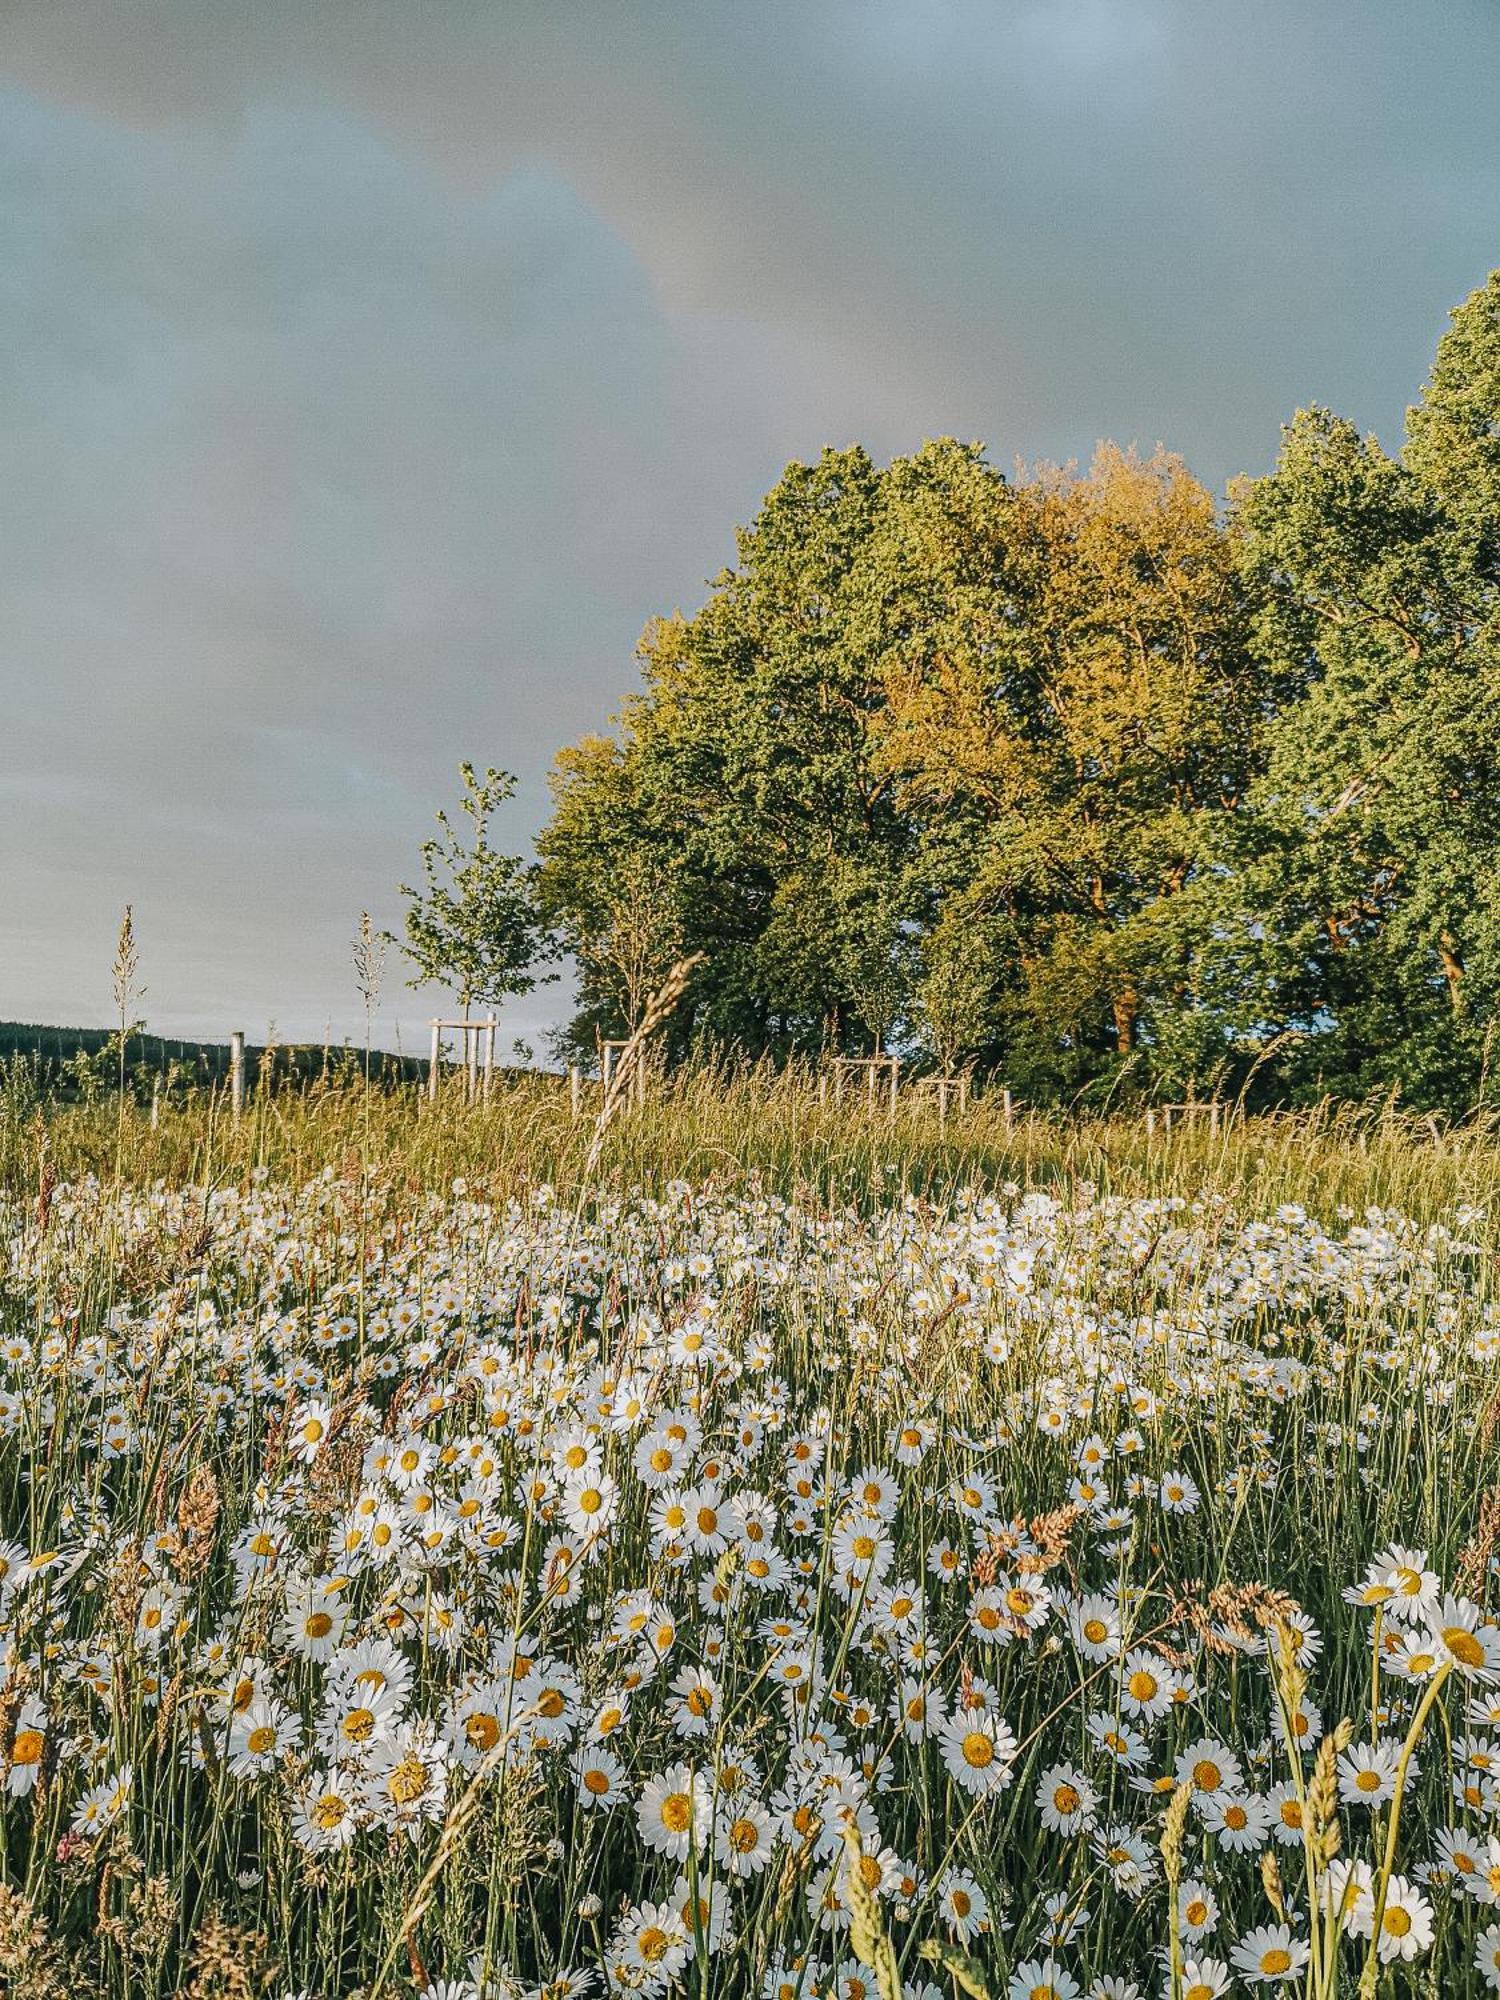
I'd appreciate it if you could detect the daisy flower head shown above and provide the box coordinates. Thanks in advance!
[938,1868,989,1944]
[4,1697,48,1797]
[1177,1960,1230,2000]
[714,1798,776,1876]
[1067,1594,1121,1661]
[938,1707,1018,1797]
[71,1762,132,1837]
[1035,1762,1098,1835]
[1336,1737,1402,1808]
[364,1722,451,1837]
[1176,1877,1219,1941]
[228,1696,296,1780]
[1476,1922,1500,1993]
[1229,1923,1308,1984]
[612,1898,690,1989]
[572,1742,629,1811]
[637,1762,712,1858]
[1427,1594,1500,1683]
[1200,1789,1272,1854]
[1174,1739,1242,1804]
[1360,1873,1434,1962]
[1004,1959,1077,2000]
[291,1766,361,1851]
[1117,1649,1174,1722]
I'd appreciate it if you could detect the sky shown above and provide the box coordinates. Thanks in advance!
[2,0,1498,1055]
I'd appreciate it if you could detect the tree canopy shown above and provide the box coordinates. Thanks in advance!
[534,269,1500,1111]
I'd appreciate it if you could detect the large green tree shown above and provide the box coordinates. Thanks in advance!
[541,440,1258,1090]
[1217,273,1500,1106]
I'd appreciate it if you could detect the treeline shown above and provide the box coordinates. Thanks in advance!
[0,1023,424,1101]
[527,270,1500,1112]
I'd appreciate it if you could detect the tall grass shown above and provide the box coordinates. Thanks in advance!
[6,1060,1500,1220]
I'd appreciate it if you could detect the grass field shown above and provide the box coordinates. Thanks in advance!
[4,1075,1500,1998]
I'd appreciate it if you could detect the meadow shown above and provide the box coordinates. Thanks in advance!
[4,1072,1500,1999]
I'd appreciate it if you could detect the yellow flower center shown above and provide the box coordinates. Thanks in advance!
[638,1926,670,1963]
[1444,1627,1485,1668]
[387,1753,428,1805]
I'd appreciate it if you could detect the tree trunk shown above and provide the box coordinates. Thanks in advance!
[1112,986,1138,1055]
[1438,930,1466,1013]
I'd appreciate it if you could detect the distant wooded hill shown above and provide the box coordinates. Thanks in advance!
[0,1023,424,1088]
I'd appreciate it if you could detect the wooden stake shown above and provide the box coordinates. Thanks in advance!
[229,1031,245,1119]
[569,1065,582,1120]
[427,1020,441,1102]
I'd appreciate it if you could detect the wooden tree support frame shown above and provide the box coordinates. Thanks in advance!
[1145,1099,1226,1136]
[600,1038,648,1110]
[426,1017,498,1103]
[822,1053,902,1119]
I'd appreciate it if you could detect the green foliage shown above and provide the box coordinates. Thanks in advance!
[397,764,552,1014]
[535,270,1500,1113]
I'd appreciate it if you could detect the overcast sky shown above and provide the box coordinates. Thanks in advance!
[2,0,1497,1053]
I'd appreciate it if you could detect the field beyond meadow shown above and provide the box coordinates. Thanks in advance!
[4,1076,1500,1999]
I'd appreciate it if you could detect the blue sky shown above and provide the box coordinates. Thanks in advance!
[2,0,1497,1050]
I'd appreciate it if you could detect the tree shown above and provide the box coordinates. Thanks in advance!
[1218,284,1500,1108]
[1405,269,1500,561]
[540,447,911,1055]
[396,764,552,1017]
[877,444,1260,1094]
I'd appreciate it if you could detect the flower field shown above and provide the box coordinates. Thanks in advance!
[5,1157,1500,1998]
